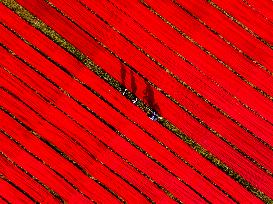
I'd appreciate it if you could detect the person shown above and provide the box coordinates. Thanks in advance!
[132,98,138,104]
[148,111,158,121]
[122,88,127,96]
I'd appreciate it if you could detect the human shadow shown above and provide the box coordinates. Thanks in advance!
[120,62,127,86]
[143,81,160,114]
[120,63,138,95]
[130,70,137,95]
[120,63,160,116]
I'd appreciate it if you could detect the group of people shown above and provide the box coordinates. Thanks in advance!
[121,87,159,121]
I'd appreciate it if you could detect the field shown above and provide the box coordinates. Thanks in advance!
[1,0,273,203]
